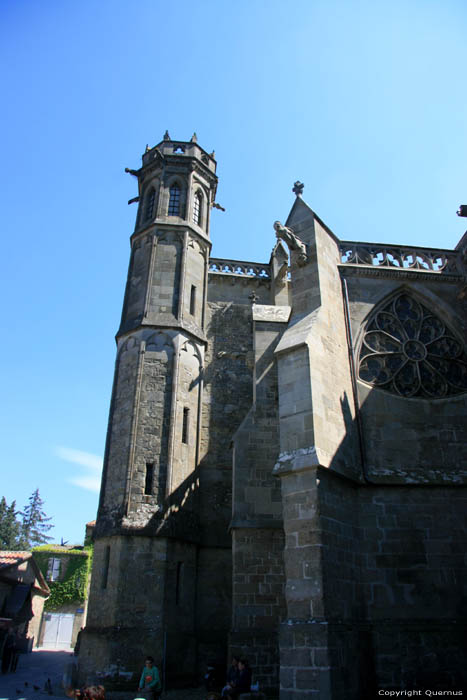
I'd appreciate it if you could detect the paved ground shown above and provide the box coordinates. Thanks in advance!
[0,650,207,700]
[0,648,73,700]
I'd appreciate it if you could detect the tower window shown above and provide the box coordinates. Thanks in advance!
[145,188,156,221]
[102,545,110,589]
[182,407,189,444]
[168,184,181,216]
[193,191,202,225]
[190,285,196,316]
[145,462,154,495]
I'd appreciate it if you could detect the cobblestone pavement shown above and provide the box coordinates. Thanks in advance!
[0,648,73,700]
[0,650,208,700]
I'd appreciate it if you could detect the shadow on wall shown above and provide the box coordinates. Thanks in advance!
[318,379,467,694]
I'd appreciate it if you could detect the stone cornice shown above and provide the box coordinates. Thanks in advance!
[131,221,211,248]
[116,322,208,346]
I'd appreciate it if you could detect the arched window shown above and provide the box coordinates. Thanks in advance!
[145,188,156,221]
[193,191,202,226]
[168,184,181,216]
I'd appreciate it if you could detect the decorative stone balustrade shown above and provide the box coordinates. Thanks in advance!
[339,242,462,275]
[209,258,271,278]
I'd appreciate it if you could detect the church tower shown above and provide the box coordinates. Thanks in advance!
[81,133,219,682]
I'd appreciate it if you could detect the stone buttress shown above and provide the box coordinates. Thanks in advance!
[273,196,467,698]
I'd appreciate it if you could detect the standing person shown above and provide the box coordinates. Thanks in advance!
[74,628,84,656]
[1,630,15,674]
[221,656,239,697]
[137,656,161,700]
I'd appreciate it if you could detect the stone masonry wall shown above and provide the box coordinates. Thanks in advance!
[230,318,286,696]
[128,332,174,513]
[81,534,170,683]
[359,485,467,690]
[277,464,467,697]
[195,297,255,672]
[231,528,285,693]
[100,338,141,523]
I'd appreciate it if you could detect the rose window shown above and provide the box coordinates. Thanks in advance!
[358,293,467,398]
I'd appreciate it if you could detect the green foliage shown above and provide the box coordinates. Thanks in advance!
[0,497,22,550]
[33,546,93,611]
[0,490,55,551]
[20,489,54,548]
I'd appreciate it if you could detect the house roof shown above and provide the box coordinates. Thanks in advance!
[0,551,50,597]
[0,551,32,570]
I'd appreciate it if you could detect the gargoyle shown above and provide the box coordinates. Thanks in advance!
[273,221,308,266]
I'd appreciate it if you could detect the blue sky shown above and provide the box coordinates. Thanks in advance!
[1,0,466,544]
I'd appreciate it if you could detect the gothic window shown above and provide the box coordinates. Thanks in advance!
[145,188,156,221]
[358,292,467,398]
[193,191,202,226]
[168,184,181,216]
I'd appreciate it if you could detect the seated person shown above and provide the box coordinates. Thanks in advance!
[225,658,251,699]
[138,656,162,700]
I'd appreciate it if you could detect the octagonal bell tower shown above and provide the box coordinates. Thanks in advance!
[81,133,219,684]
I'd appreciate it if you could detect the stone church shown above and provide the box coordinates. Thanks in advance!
[80,133,467,697]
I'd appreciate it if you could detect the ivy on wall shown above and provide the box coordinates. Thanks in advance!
[33,546,93,611]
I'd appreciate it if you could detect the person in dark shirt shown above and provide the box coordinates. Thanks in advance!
[225,658,251,699]
[221,656,239,697]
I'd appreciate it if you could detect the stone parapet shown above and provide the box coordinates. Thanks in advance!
[340,240,463,275]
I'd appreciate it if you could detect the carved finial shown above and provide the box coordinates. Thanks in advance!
[145,144,150,153]
[191,132,198,143]
[163,130,170,141]
[210,150,215,158]
[293,181,304,196]
[248,291,259,305]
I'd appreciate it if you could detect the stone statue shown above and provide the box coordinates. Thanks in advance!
[273,221,308,266]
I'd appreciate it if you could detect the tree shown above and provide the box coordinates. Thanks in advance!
[0,497,22,550]
[20,489,54,549]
